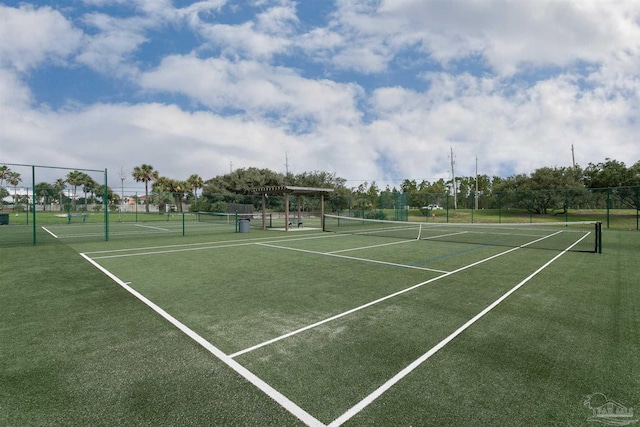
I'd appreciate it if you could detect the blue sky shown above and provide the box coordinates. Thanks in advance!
[2,0,640,191]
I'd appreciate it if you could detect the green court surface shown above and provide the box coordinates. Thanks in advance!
[1,220,638,426]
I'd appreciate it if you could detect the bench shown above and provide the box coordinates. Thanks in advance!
[288,217,303,228]
[67,213,88,223]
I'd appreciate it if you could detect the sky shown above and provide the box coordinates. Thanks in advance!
[2,0,640,192]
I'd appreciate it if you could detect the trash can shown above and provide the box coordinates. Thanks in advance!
[238,218,250,233]
[0,213,8,225]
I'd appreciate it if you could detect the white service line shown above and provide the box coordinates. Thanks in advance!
[327,238,419,254]
[80,252,325,427]
[84,231,339,258]
[326,231,592,427]
[327,231,470,254]
[133,223,173,232]
[257,243,449,273]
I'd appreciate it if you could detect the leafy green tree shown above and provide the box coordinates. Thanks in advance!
[584,159,638,188]
[133,164,159,213]
[584,159,640,209]
[293,171,345,188]
[202,167,285,211]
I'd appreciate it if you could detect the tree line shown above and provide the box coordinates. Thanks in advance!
[2,158,639,213]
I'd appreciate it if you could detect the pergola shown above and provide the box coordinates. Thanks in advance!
[251,185,334,231]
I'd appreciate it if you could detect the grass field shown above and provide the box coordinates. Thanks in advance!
[1,217,639,426]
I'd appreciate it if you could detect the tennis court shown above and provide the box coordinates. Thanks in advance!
[17,214,631,426]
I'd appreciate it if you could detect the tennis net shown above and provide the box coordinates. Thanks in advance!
[195,212,272,228]
[323,214,602,253]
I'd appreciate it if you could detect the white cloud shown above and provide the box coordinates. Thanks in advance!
[75,10,164,77]
[362,67,640,182]
[139,55,363,127]
[197,22,292,59]
[0,4,83,72]
[326,0,640,75]
[0,69,32,109]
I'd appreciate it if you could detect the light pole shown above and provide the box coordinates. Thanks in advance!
[118,167,125,220]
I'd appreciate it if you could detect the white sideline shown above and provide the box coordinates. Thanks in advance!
[41,226,58,238]
[326,231,592,427]
[80,253,325,427]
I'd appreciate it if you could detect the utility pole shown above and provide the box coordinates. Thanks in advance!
[285,152,290,184]
[571,144,576,168]
[118,167,125,218]
[229,161,233,174]
[450,147,457,209]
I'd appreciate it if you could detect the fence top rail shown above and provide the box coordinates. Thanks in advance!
[1,163,105,173]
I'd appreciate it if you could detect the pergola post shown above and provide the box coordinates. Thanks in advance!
[285,192,290,231]
[261,194,267,230]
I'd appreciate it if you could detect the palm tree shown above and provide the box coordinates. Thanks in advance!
[8,172,22,211]
[66,170,84,211]
[53,179,66,211]
[187,174,204,211]
[79,173,96,211]
[132,164,158,213]
[0,166,11,203]
[35,182,55,211]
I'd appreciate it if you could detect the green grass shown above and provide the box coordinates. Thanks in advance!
[1,225,639,426]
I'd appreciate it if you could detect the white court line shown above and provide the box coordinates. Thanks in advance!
[41,227,58,238]
[230,232,566,359]
[133,223,173,232]
[80,253,325,427]
[83,231,336,257]
[327,231,469,254]
[327,238,418,254]
[257,243,449,274]
[326,231,592,427]
[230,230,565,359]
[89,233,337,260]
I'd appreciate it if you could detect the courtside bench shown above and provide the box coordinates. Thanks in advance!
[67,213,88,223]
